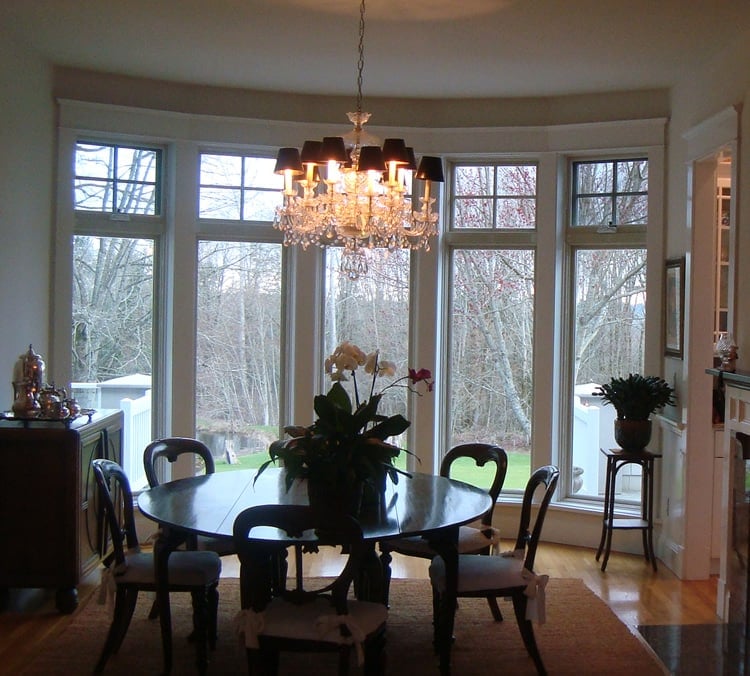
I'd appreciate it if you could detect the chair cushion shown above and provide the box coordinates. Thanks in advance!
[116,550,222,586]
[197,534,236,557]
[389,525,499,558]
[429,552,549,623]
[235,596,387,648]
[429,551,525,594]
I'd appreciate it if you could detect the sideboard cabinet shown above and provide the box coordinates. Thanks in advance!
[0,409,122,613]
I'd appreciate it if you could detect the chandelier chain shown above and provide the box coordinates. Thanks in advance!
[356,0,365,117]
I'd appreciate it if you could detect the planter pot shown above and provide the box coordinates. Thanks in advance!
[614,419,652,453]
[306,477,363,516]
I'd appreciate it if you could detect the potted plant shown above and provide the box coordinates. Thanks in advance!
[593,373,675,452]
[255,341,433,514]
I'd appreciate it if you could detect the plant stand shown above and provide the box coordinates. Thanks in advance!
[595,447,661,572]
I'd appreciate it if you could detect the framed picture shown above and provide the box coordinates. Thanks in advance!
[664,257,685,358]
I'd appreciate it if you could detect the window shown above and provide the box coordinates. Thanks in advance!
[199,153,282,221]
[446,162,538,489]
[74,142,162,215]
[323,248,411,468]
[572,158,647,227]
[71,140,163,489]
[195,241,283,470]
[568,156,649,504]
[71,235,155,488]
[452,164,536,230]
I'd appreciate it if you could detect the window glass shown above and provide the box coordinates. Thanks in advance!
[74,143,161,215]
[571,248,646,502]
[199,153,282,221]
[195,241,283,471]
[447,248,534,489]
[71,235,154,489]
[572,159,648,226]
[453,164,536,230]
[323,248,411,468]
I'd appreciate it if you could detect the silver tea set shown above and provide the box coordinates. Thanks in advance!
[11,345,81,419]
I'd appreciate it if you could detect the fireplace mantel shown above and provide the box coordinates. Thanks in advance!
[706,368,750,390]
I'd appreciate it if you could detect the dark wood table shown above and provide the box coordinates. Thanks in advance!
[138,467,491,674]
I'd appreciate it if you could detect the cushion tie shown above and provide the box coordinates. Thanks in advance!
[521,568,549,624]
[234,608,266,648]
[97,555,131,615]
[97,567,118,615]
[315,613,366,665]
[501,547,525,559]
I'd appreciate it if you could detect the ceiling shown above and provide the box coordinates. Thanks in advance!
[3,0,750,99]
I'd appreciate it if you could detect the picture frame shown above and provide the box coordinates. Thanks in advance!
[664,257,685,358]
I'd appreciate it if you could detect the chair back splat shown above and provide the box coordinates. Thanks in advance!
[233,504,387,675]
[143,437,236,562]
[143,436,215,488]
[91,458,221,675]
[429,464,559,676]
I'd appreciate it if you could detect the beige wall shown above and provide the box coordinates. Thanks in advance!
[659,27,750,579]
[0,27,54,392]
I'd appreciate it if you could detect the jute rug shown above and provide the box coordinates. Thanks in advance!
[21,577,666,675]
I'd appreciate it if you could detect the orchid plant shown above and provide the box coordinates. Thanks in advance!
[256,341,434,493]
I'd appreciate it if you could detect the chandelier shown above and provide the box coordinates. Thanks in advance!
[272,0,444,279]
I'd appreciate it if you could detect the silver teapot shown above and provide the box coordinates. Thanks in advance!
[38,384,70,419]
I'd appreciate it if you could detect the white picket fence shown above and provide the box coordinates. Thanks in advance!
[120,390,152,491]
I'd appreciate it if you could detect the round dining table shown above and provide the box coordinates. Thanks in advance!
[138,467,491,674]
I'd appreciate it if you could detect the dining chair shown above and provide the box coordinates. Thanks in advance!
[91,458,221,674]
[429,465,559,676]
[379,443,508,617]
[233,504,388,675]
[144,437,237,557]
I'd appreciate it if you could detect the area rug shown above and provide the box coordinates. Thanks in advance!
[21,577,666,675]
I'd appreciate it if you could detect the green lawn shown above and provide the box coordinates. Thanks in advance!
[215,449,531,491]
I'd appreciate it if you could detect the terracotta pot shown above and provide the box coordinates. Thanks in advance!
[614,419,652,453]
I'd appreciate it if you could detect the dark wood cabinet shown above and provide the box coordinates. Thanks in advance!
[0,409,122,613]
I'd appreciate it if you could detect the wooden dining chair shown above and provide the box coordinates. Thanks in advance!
[233,504,388,675]
[379,443,508,617]
[143,437,237,557]
[91,458,221,674]
[429,465,559,676]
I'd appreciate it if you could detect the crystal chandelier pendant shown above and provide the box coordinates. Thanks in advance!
[340,247,369,280]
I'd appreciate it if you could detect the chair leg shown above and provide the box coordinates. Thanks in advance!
[486,594,503,622]
[337,646,351,675]
[208,583,219,649]
[94,587,130,672]
[364,630,387,675]
[112,588,139,652]
[148,596,160,619]
[190,589,209,675]
[511,593,546,676]
[379,548,393,607]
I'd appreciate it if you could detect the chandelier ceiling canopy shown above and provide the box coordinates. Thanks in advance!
[273,0,444,278]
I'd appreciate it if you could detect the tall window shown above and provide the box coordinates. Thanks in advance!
[323,248,411,467]
[196,152,284,471]
[196,241,282,470]
[447,163,537,489]
[72,141,161,489]
[568,158,648,503]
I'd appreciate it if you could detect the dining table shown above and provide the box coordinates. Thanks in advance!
[137,466,492,674]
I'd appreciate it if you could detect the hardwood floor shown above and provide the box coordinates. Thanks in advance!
[0,541,720,674]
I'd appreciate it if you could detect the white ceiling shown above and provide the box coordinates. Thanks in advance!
[3,0,750,99]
